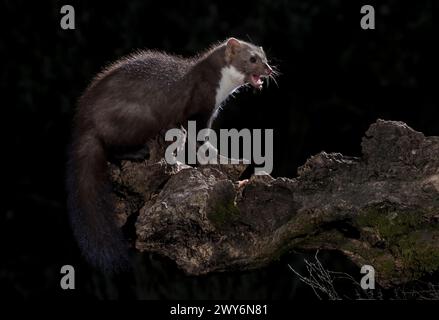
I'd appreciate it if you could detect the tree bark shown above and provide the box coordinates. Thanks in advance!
[110,120,439,288]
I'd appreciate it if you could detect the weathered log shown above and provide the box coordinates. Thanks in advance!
[110,120,439,287]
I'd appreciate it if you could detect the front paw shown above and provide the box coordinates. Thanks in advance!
[236,179,249,189]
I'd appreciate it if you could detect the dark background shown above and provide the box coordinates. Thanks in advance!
[0,0,435,299]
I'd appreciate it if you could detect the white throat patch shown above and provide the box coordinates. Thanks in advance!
[215,65,245,108]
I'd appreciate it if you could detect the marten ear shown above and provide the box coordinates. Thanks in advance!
[227,38,241,50]
[225,38,241,62]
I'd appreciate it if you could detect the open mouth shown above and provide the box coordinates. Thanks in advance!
[249,74,264,89]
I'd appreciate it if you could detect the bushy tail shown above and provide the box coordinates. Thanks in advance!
[66,131,129,273]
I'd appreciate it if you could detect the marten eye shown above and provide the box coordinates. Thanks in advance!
[249,56,257,63]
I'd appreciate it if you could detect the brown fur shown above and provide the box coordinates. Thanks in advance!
[66,38,272,272]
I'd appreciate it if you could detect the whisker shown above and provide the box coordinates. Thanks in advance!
[269,74,279,88]
[269,64,281,76]
[271,68,281,77]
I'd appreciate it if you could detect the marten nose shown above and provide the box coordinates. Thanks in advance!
[264,63,272,76]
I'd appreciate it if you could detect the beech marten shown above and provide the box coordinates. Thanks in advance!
[67,38,274,272]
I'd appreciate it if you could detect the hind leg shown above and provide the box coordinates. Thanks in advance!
[111,144,150,162]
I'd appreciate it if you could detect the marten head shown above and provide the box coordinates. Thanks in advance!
[225,37,274,89]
